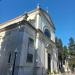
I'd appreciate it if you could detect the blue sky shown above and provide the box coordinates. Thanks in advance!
[0,0,75,46]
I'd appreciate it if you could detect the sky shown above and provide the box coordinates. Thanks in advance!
[0,0,75,46]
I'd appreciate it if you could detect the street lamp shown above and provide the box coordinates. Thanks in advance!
[12,49,18,75]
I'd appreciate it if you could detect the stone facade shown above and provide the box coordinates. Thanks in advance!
[0,6,58,75]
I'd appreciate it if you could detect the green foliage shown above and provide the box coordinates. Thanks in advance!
[68,37,75,55]
[55,37,63,61]
[68,37,75,65]
[69,50,75,56]
[53,70,57,74]
[47,70,57,75]
[62,45,68,60]
[55,37,75,66]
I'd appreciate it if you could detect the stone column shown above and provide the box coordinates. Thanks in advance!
[33,32,39,75]
[36,13,40,29]
[51,50,54,73]
[51,45,58,73]
[45,48,48,74]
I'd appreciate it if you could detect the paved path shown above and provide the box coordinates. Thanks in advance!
[62,73,75,75]
[50,73,75,75]
[62,73,74,75]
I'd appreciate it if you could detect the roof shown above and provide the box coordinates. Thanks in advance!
[0,16,24,29]
[39,8,56,30]
[0,6,55,30]
[27,6,56,30]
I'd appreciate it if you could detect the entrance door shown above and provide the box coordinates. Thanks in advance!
[48,53,51,71]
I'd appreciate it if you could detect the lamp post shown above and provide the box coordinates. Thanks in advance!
[12,49,18,75]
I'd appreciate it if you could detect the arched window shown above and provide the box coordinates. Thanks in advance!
[44,29,50,38]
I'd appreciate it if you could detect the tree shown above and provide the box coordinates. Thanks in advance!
[68,37,75,68]
[68,37,75,50]
[62,45,68,64]
[55,37,63,72]
[55,37,75,72]
[55,37,63,61]
[68,37,75,56]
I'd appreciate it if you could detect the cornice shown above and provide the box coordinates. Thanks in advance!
[0,20,36,33]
